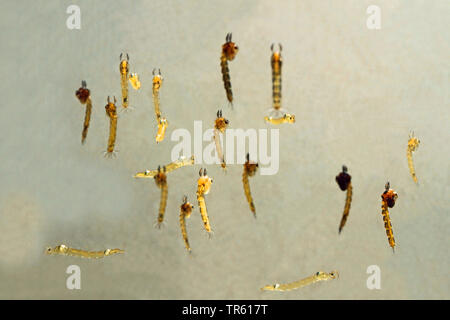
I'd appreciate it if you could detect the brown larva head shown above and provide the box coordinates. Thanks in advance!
[222,33,238,60]
[154,166,167,186]
[215,110,229,132]
[336,165,351,191]
[244,153,259,176]
[181,197,194,217]
[382,181,398,208]
[75,81,90,104]
[198,168,213,194]
[105,96,117,117]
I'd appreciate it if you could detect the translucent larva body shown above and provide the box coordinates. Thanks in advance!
[134,156,195,179]
[261,271,338,292]
[154,166,168,228]
[152,68,163,121]
[46,245,124,259]
[104,96,118,157]
[119,53,129,109]
[407,132,420,183]
[213,110,229,169]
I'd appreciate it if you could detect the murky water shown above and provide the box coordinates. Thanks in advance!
[0,0,449,299]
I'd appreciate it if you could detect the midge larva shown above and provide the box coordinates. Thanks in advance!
[197,168,213,237]
[45,245,124,259]
[180,196,194,253]
[75,80,93,145]
[213,110,229,169]
[154,166,168,228]
[220,32,239,105]
[104,96,118,158]
[261,271,339,292]
[119,53,130,110]
[134,156,194,178]
[336,165,352,234]
[407,131,420,183]
[152,68,163,121]
[152,69,169,143]
[243,153,258,217]
[265,43,295,122]
[381,182,398,252]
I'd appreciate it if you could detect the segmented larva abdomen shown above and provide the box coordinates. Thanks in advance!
[261,272,336,292]
[272,60,282,110]
[153,86,161,120]
[180,212,191,252]
[107,116,117,153]
[121,73,128,108]
[381,201,395,249]
[81,97,92,145]
[67,248,124,259]
[242,171,256,216]
[157,182,168,226]
[197,191,211,233]
[213,129,225,167]
[407,148,418,183]
[221,54,233,103]
[339,183,352,233]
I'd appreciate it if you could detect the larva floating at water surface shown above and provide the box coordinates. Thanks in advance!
[104,96,118,158]
[336,165,352,234]
[180,196,194,253]
[264,113,295,125]
[220,33,239,105]
[381,182,398,252]
[407,131,420,183]
[261,271,339,292]
[45,244,124,259]
[119,53,130,110]
[243,153,259,217]
[154,166,168,228]
[156,117,169,143]
[134,156,195,178]
[75,80,93,145]
[213,109,229,169]
[197,168,213,236]
[265,43,295,123]
[128,73,141,90]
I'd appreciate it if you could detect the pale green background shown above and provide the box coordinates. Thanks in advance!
[0,0,449,299]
